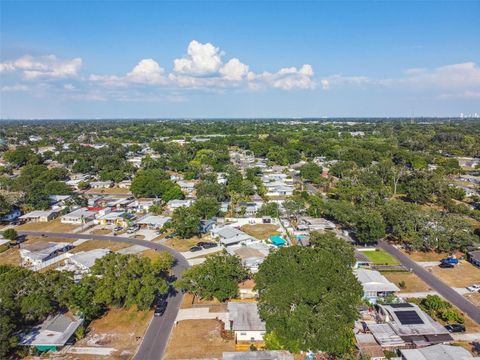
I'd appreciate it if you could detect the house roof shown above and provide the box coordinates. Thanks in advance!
[469,250,480,261]
[68,248,110,269]
[19,209,58,219]
[21,242,71,261]
[137,215,171,227]
[62,208,97,219]
[355,269,400,293]
[399,344,475,360]
[19,313,83,347]
[227,302,266,331]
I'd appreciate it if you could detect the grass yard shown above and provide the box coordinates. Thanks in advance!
[429,261,480,288]
[362,249,400,265]
[73,307,152,360]
[240,223,280,240]
[16,218,78,232]
[163,319,234,360]
[70,239,131,253]
[382,271,432,293]
[181,292,222,309]
[163,236,201,252]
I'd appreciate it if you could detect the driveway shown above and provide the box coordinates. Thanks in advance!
[379,241,480,325]
[17,230,189,360]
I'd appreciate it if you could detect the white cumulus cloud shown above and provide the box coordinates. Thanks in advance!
[219,58,249,81]
[0,55,82,79]
[173,40,222,75]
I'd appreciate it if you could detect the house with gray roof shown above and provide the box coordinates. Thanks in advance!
[19,313,83,352]
[399,344,476,360]
[227,302,266,343]
[354,268,399,303]
[222,351,294,360]
[211,225,256,247]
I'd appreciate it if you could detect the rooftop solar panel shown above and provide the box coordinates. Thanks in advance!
[389,303,413,308]
[395,310,424,325]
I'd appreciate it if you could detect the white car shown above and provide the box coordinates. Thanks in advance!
[466,284,480,292]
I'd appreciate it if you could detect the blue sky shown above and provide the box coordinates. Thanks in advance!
[1,1,479,119]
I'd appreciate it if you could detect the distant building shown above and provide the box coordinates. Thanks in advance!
[61,208,97,224]
[211,226,256,247]
[90,180,113,189]
[297,217,336,232]
[136,215,171,230]
[166,199,193,211]
[467,250,480,268]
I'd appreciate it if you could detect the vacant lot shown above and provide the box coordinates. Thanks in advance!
[164,320,234,360]
[70,239,130,253]
[74,307,152,359]
[163,236,200,252]
[16,218,78,232]
[382,271,431,293]
[465,292,480,309]
[429,261,480,288]
[363,250,400,265]
[91,228,112,235]
[0,247,21,266]
[241,223,280,240]
[403,250,451,262]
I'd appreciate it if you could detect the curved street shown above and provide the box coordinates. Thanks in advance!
[18,230,190,360]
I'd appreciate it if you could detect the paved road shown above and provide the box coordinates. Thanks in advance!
[18,230,190,360]
[379,241,480,325]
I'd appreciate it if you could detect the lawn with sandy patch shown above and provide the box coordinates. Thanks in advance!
[70,239,131,253]
[240,223,280,240]
[429,261,480,288]
[16,218,78,232]
[403,250,452,262]
[73,307,152,360]
[382,271,432,293]
[163,236,200,252]
[465,292,480,309]
[0,247,21,266]
[91,228,112,235]
[164,319,234,360]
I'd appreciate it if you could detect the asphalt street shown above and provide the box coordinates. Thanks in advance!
[379,241,480,325]
[18,230,190,360]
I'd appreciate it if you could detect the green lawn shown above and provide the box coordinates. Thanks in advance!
[363,250,400,265]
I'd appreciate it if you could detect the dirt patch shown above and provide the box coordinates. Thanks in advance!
[403,250,452,262]
[465,292,480,309]
[181,293,222,309]
[70,240,131,253]
[16,218,78,232]
[91,228,112,235]
[429,261,480,288]
[241,223,280,240]
[164,320,234,360]
[0,247,21,266]
[382,271,432,293]
[163,236,201,252]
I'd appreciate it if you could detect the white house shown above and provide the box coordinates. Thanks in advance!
[19,209,60,223]
[354,268,400,303]
[399,344,475,360]
[57,248,110,279]
[166,199,193,211]
[61,208,97,224]
[226,240,271,273]
[90,181,113,189]
[136,215,171,230]
[227,302,266,343]
[297,217,336,232]
[20,242,72,267]
[177,180,196,194]
[211,226,256,247]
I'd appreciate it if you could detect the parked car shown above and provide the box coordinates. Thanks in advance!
[441,257,459,265]
[113,226,123,232]
[466,284,480,292]
[127,226,139,234]
[439,262,454,268]
[154,301,167,317]
[445,323,466,333]
[189,245,203,252]
[198,242,217,249]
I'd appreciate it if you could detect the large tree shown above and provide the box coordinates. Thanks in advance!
[171,205,201,238]
[175,252,249,301]
[255,246,362,355]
